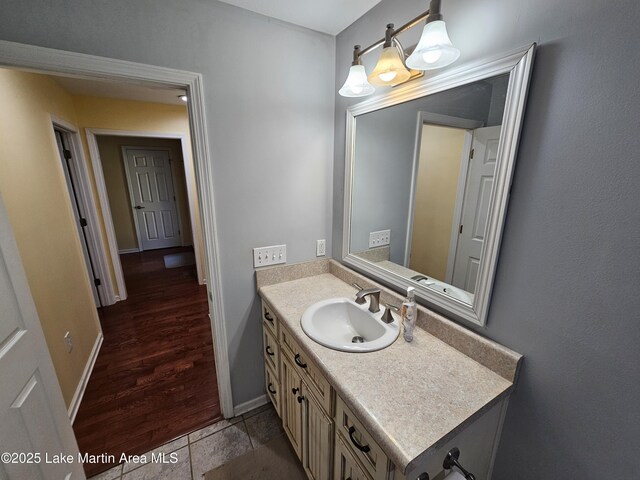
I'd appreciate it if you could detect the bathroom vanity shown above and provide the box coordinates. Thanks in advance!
[256,259,521,480]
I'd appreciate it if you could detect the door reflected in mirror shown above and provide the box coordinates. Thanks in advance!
[350,73,510,305]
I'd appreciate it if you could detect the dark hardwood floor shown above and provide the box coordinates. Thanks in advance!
[73,246,222,477]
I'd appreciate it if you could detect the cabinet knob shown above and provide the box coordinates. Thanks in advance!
[267,383,276,394]
[264,309,274,322]
[297,395,305,404]
[265,346,275,356]
[291,387,299,395]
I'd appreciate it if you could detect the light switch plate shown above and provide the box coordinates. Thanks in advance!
[369,229,391,248]
[253,244,287,267]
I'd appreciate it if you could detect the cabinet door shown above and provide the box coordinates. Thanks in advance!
[335,433,370,480]
[282,355,303,460]
[302,383,334,480]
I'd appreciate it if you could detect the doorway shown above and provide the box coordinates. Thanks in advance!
[0,39,233,478]
[73,129,220,476]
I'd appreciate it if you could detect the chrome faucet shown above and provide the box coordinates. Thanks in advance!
[353,283,381,313]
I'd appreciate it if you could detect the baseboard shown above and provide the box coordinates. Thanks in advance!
[118,247,140,254]
[68,333,103,423]
[233,394,269,417]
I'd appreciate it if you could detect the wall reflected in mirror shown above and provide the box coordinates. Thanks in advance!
[349,73,509,305]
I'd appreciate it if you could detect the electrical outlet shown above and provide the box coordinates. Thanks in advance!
[253,244,287,267]
[64,332,73,353]
[316,239,326,257]
[368,229,391,248]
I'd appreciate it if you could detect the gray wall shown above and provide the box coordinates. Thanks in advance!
[334,0,640,478]
[0,0,335,406]
[351,101,417,263]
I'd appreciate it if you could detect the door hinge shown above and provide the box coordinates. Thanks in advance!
[63,149,72,160]
[94,278,102,287]
[459,224,464,234]
[470,148,475,160]
[80,218,88,227]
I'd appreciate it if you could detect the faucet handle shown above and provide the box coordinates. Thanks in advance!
[381,303,400,323]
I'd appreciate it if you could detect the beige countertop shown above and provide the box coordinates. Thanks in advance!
[257,261,520,474]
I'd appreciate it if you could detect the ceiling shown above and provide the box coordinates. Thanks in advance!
[217,0,381,35]
[52,76,188,106]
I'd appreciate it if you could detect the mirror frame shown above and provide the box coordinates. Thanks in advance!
[342,44,536,326]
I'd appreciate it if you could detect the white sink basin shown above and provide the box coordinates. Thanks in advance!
[300,298,400,352]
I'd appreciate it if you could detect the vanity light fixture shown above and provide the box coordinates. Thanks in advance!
[338,0,459,97]
[178,94,188,102]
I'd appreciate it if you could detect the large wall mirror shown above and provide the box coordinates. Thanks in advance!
[342,45,535,326]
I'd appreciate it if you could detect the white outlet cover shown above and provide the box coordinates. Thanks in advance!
[316,239,326,257]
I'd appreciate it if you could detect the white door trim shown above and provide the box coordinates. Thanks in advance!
[0,39,234,418]
[51,115,117,306]
[84,129,129,301]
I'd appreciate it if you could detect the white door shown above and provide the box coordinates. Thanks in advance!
[55,129,102,308]
[451,125,502,292]
[0,194,85,480]
[124,148,182,251]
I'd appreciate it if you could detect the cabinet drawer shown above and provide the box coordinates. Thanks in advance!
[265,364,281,418]
[334,433,371,480]
[262,300,278,336]
[280,325,333,415]
[263,325,280,378]
[336,396,391,480]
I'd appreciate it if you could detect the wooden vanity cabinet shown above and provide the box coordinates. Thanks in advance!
[261,300,335,480]
[260,297,506,480]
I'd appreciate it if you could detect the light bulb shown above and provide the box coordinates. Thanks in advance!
[423,50,442,64]
[379,71,397,82]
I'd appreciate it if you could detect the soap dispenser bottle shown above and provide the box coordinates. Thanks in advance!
[402,286,417,342]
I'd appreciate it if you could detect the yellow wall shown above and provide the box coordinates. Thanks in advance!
[410,124,466,279]
[96,136,193,251]
[0,68,102,407]
[72,96,203,294]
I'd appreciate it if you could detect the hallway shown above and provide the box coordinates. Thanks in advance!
[73,247,222,477]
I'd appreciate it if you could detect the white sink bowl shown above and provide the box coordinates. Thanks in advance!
[300,298,400,352]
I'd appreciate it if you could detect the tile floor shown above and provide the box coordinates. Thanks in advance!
[89,403,283,480]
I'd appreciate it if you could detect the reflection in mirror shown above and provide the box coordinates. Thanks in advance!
[350,74,509,305]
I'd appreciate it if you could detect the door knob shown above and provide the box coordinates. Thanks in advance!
[134,205,145,209]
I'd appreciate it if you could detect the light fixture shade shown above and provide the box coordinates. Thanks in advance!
[339,65,375,97]
[405,20,460,70]
[368,46,411,87]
